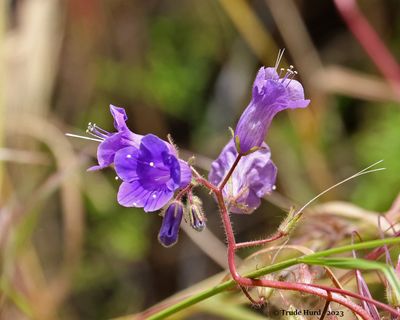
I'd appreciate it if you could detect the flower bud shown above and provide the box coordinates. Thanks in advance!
[186,196,206,232]
[158,201,184,247]
[278,207,301,235]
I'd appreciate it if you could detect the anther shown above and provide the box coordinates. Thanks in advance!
[149,161,155,167]
[286,70,298,87]
[126,154,132,159]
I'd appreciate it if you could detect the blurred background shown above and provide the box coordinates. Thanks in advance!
[1,0,400,319]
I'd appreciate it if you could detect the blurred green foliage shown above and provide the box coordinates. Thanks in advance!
[352,104,400,211]
[96,15,223,123]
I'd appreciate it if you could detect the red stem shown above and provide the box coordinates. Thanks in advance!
[218,154,242,191]
[214,191,372,319]
[235,231,285,249]
[306,283,400,317]
[175,184,194,201]
[193,154,400,318]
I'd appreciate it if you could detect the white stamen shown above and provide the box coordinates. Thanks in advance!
[152,194,157,198]
[126,154,132,159]
[115,176,119,180]
[149,161,154,167]
[272,185,277,191]
[87,131,104,140]
[285,70,298,87]
[65,133,103,142]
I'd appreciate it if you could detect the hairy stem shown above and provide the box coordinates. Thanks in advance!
[141,237,400,320]
[214,191,373,320]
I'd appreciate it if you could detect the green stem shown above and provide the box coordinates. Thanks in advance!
[145,237,400,319]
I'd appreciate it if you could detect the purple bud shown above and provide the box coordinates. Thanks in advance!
[187,196,206,232]
[234,66,310,154]
[158,201,184,247]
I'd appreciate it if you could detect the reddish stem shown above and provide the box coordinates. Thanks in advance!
[235,231,285,249]
[213,191,373,319]
[175,184,194,201]
[192,155,400,318]
[218,154,242,191]
[194,175,218,193]
[306,282,400,317]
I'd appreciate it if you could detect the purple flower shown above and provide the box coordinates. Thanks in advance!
[234,66,310,154]
[88,105,143,171]
[114,134,192,212]
[209,139,277,214]
[158,201,184,247]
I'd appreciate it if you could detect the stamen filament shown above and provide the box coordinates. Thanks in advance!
[65,133,103,142]
[274,48,286,71]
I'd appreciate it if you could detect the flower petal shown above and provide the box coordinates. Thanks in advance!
[209,139,277,214]
[139,134,169,161]
[114,147,140,182]
[117,181,173,212]
[254,159,277,197]
[110,105,128,131]
[263,67,279,81]
[117,181,151,208]
[95,131,140,168]
[144,186,174,212]
[162,152,181,189]
[178,159,192,188]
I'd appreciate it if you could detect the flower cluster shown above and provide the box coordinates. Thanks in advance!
[84,57,309,246]
[86,105,206,246]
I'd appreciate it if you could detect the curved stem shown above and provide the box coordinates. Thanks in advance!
[141,237,400,320]
[214,191,373,319]
[191,164,400,319]
[175,184,193,200]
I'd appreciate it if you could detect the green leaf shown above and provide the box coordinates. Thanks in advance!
[298,257,400,302]
[137,237,400,320]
